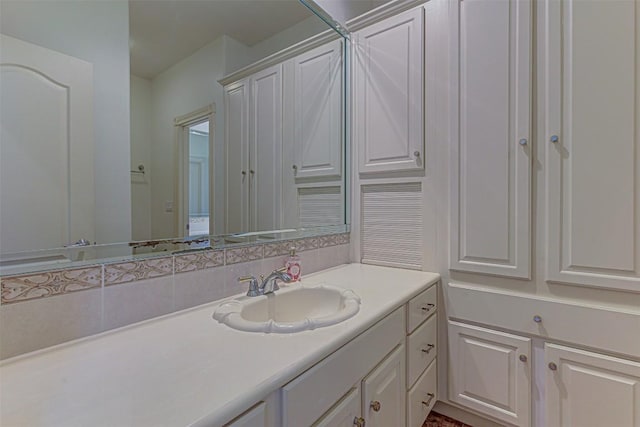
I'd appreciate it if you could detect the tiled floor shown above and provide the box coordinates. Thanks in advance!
[423,411,473,427]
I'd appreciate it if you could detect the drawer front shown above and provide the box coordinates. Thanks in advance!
[407,359,437,427]
[407,284,437,333]
[282,307,405,427]
[407,313,437,388]
[447,283,640,358]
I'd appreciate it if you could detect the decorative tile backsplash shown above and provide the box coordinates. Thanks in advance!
[104,257,174,286]
[0,233,349,305]
[0,267,102,304]
[174,250,224,274]
[225,245,264,265]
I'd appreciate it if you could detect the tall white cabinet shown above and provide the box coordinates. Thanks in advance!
[223,39,344,233]
[224,64,283,234]
[446,0,640,426]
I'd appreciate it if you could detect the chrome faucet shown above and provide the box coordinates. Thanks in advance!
[237,267,293,297]
[260,267,293,294]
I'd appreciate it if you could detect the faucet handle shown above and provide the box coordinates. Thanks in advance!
[238,275,260,297]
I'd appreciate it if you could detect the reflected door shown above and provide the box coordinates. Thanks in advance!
[184,120,211,237]
[0,34,94,254]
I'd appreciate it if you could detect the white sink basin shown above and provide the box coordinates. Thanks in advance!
[212,283,361,333]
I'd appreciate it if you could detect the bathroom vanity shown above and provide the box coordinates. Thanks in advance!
[0,264,439,427]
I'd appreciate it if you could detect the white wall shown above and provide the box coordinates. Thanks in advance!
[0,0,132,245]
[246,16,328,67]
[149,36,227,238]
[130,75,152,241]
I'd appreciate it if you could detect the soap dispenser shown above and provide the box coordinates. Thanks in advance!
[285,247,301,282]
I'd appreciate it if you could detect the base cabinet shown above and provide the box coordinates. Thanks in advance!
[545,344,640,427]
[448,321,532,427]
[313,387,362,427]
[449,321,640,427]
[362,344,406,427]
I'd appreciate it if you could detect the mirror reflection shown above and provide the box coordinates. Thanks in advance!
[0,0,346,261]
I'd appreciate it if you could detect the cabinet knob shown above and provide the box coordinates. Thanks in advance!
[421,344,435,354]
[241,170,247,176]
[370,400,381,412]
[550,135,559,143]
[420,303,435,313]
[533,315,542,323]
[292,164,298,170]
[414,151,421,157]
[519,354,528,362]
[421,393,435,407]
[519,138,528,146]
[249,169,255,175]
[353,417,366,427]
[549,362,558,371]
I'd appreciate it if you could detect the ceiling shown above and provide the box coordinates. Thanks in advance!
[129,0,313,79]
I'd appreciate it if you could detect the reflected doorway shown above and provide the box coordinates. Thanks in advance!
[175,105,214,238]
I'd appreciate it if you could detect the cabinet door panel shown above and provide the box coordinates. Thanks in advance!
[544,0,640,291]
[293,40,343,179]
[225,79,250,234]
[362,344,406,427]
[250,65,282,232]
[313,387,361,427]
[355,7,424,173]
[450,0,532,278]
[226,402,266,427]
[449,321,531,427]
[546,344,640,427]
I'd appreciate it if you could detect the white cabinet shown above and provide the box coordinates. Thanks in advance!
[313,387,362,427]
[448,321,531,427]
[362,344,406,427]
[449,0,532,279]
[543,0,640,292]
[225,402,266,427]
[292,39,343,179]
[545,344,640,427]
[224,78,250,234]
[224,64,282,234]
[250,65,283,233]
[354,7,424,174]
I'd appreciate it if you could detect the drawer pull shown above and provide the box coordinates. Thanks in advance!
[353,416,366,427]
[549,362,558,371]
[421,344,435,354]
[420,304,435,313]
[370,401,381,412]
[421,393,435,407]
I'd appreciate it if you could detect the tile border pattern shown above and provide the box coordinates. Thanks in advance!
[0,233,349,305]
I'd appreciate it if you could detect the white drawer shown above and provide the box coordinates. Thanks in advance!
[406,313,436,388]
[407,359,437,427]
[407,283,437,333]
[447,283,640,358]
[282,307,405,427]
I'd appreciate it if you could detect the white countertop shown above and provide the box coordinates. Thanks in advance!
[0,264,439,427]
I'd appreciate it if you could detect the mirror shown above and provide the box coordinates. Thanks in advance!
[0,0,347,269]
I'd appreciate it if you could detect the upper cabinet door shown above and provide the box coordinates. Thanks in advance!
[293,39,343,179]
[355,7,424,174]
[544,0,640,292]
[250,64,283,232]
[224,79,250,234]
[449,0,533,278]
